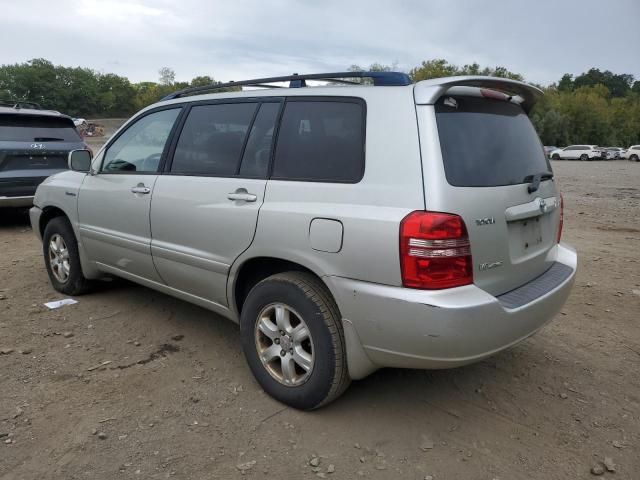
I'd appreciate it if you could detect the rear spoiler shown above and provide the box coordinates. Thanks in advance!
[413,76,543,113]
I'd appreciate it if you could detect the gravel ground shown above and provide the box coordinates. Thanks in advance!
[1,160,639,479]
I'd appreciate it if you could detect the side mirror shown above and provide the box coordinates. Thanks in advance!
[68,149,92,172]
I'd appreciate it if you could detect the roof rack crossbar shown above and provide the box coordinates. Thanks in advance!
[161,71,412,100]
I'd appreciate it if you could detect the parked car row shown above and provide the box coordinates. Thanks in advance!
[546,145,640,161]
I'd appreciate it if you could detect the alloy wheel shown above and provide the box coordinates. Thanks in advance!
[254,303,314,386]
[48,234,70,283]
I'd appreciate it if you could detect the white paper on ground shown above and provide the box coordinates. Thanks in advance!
[44,298,78,309]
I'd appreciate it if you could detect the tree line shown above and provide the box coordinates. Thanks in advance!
[1,58,639,147]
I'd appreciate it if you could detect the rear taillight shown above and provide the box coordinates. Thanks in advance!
[557,194,564,243]
[400,211,473,289]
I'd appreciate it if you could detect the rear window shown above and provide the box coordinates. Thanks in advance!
[272,99,365,183]
[0,114,81,142]
[435,96,550,187]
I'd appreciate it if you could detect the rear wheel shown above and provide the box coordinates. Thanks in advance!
[240,272,350,410]
[580,154,589,161]
[630,154,639,162]
[42,216,91,295]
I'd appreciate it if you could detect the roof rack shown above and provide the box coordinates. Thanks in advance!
[0,98,43,110]
[161,71,412,100]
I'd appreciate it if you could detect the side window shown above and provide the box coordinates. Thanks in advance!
[102,109,180,173]
[272,100,365,183]
[239,102,280,178]
[170,103,257,176]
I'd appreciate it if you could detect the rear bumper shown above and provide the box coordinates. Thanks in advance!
[328,243,577,378]
[0,195,34,207]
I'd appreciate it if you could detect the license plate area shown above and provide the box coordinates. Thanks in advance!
[507,216,545,260]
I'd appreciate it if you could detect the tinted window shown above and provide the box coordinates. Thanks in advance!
[102,108,180,173]
[435,96,550,187]
[0,114,81,142]
[239,102,280,177]
[171,103,257,176]
[272,100,364,182]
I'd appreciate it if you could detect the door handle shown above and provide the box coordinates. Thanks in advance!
[227,189,257,202]
[131,184,151,194]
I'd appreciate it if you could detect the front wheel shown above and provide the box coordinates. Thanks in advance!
[551,154,560,160]
[240,272,350,410]
[42,216,91,295]
[630,154,639,162]
[580,154,589,161]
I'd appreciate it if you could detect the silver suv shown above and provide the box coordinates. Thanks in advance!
[30,72,577,409]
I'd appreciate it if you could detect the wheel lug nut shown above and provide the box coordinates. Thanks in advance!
[280,350,286,357]
[274,338,280,344]
[289,348,293,354]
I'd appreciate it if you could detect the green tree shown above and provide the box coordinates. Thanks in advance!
[409,59,523,82]
[190,75,215,87]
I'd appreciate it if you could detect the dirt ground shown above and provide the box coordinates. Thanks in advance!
[1,160,639,480]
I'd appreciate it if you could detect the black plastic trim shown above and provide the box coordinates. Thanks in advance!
[497,262,573,309]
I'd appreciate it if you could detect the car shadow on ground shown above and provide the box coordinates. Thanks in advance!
[102,277,537,416]
[0,207,31,228]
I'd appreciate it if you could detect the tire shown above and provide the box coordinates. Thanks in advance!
[580,154,589,161]
[631,155,639,162]
[551,154,560,160]
[42,216,91,295]
[240,271,350,410]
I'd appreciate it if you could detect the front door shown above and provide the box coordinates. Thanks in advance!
[78,107,181,282]
[150,100,281,306]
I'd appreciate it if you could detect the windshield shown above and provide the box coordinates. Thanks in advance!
[435,96,551,187]
[0,114,81,142]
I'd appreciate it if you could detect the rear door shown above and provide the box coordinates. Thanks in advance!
[418,94,561,296]
[149,99,280,306]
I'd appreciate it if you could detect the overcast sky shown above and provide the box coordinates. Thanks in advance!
[1,0,638,85]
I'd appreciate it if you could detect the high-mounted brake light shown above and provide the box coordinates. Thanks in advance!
[400,211,473,289]
[557,194,564,243]
[480,88,509,101]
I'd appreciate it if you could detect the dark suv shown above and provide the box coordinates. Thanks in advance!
[0,102,86,207]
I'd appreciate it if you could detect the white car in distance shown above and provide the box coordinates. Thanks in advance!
[550,145,603,161]
[625,145,640,162]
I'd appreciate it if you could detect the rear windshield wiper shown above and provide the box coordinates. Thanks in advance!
[524,171,553,193]
[33,137,65,141]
